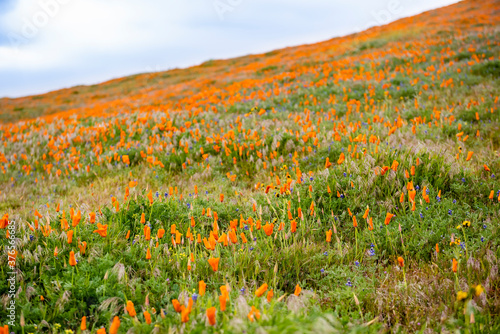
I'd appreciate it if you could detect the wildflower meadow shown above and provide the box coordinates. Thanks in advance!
[0,0,499,333]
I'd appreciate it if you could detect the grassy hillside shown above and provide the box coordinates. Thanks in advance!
[1,0,500,333]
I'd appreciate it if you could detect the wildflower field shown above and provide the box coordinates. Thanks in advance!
[1,0,500,333]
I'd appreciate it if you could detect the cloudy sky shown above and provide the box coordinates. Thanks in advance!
[0,0,459,98]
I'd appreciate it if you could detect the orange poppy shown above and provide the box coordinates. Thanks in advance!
[208,257,220,272]
[326,229,332,242]
[143,311,152,324]
[255,283,268,297]
[325,157,332,168]
[109,316,120,334]
[69,251,77,266]
[338,152,345,164]
[207,307,216,325]
[263,222,274,236]
[199,280,207,296]
[466,151,473,161]
[384,212,394,225]
[294,284,302,296]
[126,300,137,317]
[267,289,274,302]
[219,294,227,311]
[172,299,182,313]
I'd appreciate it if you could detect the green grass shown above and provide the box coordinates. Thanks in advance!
[1,2,500,333]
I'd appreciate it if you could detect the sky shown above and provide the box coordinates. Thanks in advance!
[0,0,459,98]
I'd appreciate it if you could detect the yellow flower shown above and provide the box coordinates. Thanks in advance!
[456,225,462,229]
[474,284,484,296]
[462,221,471,227]
[457,291,468,301]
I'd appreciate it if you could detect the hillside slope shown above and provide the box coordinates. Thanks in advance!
[0,0,499,333]
[0,1,498,123]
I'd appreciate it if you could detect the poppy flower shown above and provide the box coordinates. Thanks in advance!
[147,190,153,205]
[452,258,458,273]
[219,294,227,311]
[291,220,297,233]
[81,316,87,331]
[362,207,369,219]
[172,299,182,313]
[263,222,274,236]
[247,306,261,322]
[69,251,77,266]
[397,256,404,267]
[384,212,394,225]
[228,230,238,244]
[255,283,268,297]
[143,311,152,324]
[326,229,332,242]
[144,225,151,240]
[338,152,345,164]
[408,190,416,202]
[325,157,332,168]
[93,223,108,237]
[391,160,399,171]
[466,151,473,161]
[199,280,206,296]
[79,241,87,255]
[126,300,137,317]
[267,289,274,302]
[294,284,302,296]
[208,257,220,272]
[109,316,120,334]
[181,307,190,323]
[67,230,74,244]
[0,214,8,229]
[72,210,81,227]
[207,307,216,326]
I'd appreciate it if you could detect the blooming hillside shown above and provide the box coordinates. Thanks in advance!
[0,0,499,333]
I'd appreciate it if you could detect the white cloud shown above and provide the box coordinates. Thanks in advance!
[0,0,459,97]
